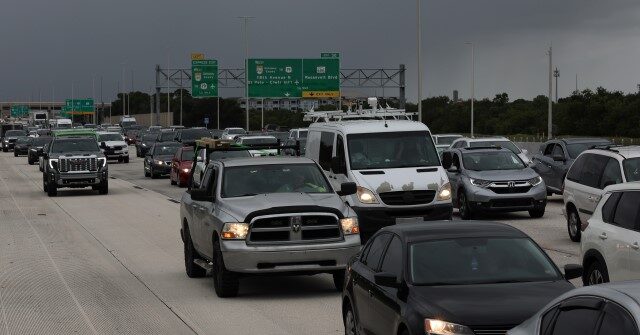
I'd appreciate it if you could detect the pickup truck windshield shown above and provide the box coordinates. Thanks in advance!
[50,139,99,153]
[462,151,525,171]
[180,129,211,141]
[347,131,440,170]
[153,145,180,156]
[222,164,331,197]
[98,134,123,142]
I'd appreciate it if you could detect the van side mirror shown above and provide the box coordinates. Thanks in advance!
[331,156,346,175]
[564,264,583,280]
[337,182,357,196]
[374,272,399,288]
[441,152,452,169]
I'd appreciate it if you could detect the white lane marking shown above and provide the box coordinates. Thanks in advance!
[1,170,100,335]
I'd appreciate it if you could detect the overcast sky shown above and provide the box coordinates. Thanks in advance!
[1,0,640,103]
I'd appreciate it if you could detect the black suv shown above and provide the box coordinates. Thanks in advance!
[42,136,109,196]
[28,136,53,165]
[2,129,28,152]
[175,128,211,147]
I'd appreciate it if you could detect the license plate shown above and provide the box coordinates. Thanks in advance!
[395,217,424,224]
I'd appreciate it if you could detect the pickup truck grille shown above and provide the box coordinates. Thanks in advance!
[59,157,98,172]
[379,190,435,206]
[248,214,341,244]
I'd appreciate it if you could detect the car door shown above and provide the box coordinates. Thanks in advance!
[318,131,339,189]
[596,192,628,282]
[191,166,215,252]
[351,233,391,335]
[575,154,608,223]
[369,235,403,335]
[543,297,604,335]
[532,143,556,189]
[550,144,568,190]
[611,191,640,281]
[197,165,220,258]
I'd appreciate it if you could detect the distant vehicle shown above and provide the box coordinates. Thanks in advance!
[191,144,252,187]
[508,282,640,335]
[144,142,181,178]
[53,118,72,129]
[36,129,51,137]
[136,134,158,157]
[234,135,279,157]
[97,131,129,163]
[531,138,612,195]
[306,119,452,241]
[147,126,162,133]
[27,136,52,165]
[180,156,360,297]
[221,127,247,140]
[343,221,579,335]
[42,136,109,196]
[83,123,97,129]
[282,138,306,156]
[581,183,640,286]
[563,146,637,242]
[119,116,137,128]
[13,136,31,156]
[263,124,279,132]
[29,111,48,127]
[169,125,185,131]
[210,129,223,139]
[432,133,463,146]
[2,129,28,152]
[176,128,211,147]
[443,147,547,219]
[450,137,531,165]
[155,130,177,142]
[124,129,140,145]
[288,128,308,140]
[170,146,194,187]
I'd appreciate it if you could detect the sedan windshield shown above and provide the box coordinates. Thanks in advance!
[436,135,461,145]
[180,148,194,160]
[469,140,521,154]
[180,129,211,141]
[347,131,440,170]
[6,130,26,137]
[566,142,611,159]
[462,151,525,171]
[227,129,246,135]
[16,137,30,144]
[240,137,278,145]
[50,139,99,153]
[410,237,560,285]
[98,134,123,142]
[623,158,640,182]
[153,145,180,156]
[222,164,331,197]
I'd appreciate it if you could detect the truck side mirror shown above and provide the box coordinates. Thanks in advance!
[337,182,357,196]
[100,142,107,148]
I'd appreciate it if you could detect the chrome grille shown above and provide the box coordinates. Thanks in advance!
[248,214,341,244]
[59,157,98,172]
[379,190,435,206]
[488,181,531,194]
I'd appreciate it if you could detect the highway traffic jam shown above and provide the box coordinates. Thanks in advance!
[2,105,640,335]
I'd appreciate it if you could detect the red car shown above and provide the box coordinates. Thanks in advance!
[170,146,194,187]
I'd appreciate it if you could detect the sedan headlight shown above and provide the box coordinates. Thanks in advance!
[142,143,147,147]
[528,176,542,186]
[436,182,452,201]
[155,160,164,165]
[48,158,58,170]
[221,222,249,240]
[469,178,491,188]
[98,157,107,167]
[425,319,473,335]
[340,217,359,235]
[356,186,379,204]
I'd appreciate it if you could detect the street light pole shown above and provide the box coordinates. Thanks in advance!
[553,67,559,102]
[416,0,422,123]
[238,16,254,131]
[547,46,553,140]
[465,42,475,137]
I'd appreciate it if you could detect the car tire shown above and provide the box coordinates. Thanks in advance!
[212,239,239,298]
[28,158,34,165]
[529,204,546,218]
[123,156,129,163]
[333,271,346,292]
[42,174,48,192]
[47,182,57,197]
[343,302,359,335]
[458,190,474,220]
[567,206,582,242]
[585,260,609,286]
[183,227,206,278]
[117,157,123,163]
[2,147,7,152]
[98,180,108,195]
[151,168,158,179]
[13,151,17,157]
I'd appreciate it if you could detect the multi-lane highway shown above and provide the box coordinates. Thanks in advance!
[0,150,580,334]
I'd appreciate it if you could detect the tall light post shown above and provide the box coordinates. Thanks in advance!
[547,46,553,140]
[121,63,126,116]
[167,50,171,126]
[416,0,422,123]
[553,67,559,102]
[465,42,475,137]
[238,16,254,131]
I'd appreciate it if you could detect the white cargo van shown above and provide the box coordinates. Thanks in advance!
[306,118,452,240]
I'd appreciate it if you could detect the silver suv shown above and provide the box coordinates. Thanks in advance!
[180,156,361,297]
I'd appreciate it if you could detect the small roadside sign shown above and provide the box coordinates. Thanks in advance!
[191,53,205,61]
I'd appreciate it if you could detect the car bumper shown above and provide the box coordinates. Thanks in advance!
[466,184,546,212]
[14,147,29,154]
[49,171,107,187]
[352,202,453,240]
[152,164,172,174]
[220,236,361,273]
[104,152,129,159]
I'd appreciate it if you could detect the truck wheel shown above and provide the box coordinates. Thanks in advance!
[13,151,17,157]
[212,239,239,298]
[2,147,7,152]
[28,158,34,165]
[42,174,48,192]
[47,183,57,197]
[184,227,206,278]
[98,180,109,195]
[123,156,129,163]
[333,270,345,291]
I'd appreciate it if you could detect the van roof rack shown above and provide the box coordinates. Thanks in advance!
[462,146,503,151]
[303,97,416,123]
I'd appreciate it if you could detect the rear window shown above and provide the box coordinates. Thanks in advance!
[623,158,640,182]
[5,130,26,137]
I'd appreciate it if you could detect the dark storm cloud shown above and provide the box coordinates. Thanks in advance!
[1,0,639,103]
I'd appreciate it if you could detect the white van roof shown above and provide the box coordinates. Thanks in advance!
[308,120,430,134]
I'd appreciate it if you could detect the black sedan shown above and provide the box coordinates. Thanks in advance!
[341,221,582,335]
[13,136,31,156]
[27,136,53,165]
[136,134,158,157]
[144,142,181,178]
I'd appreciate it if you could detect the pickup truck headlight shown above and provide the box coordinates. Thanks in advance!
[98,157,107,167]
[142,143,147,147]
[528,176,542,186]
[469,178,491,188]
[340,217,359,235]
[425,319,473,335]
[436,182,452,201]
[221,222,249,240]
[48,158,58,170]
[356,186,379,204]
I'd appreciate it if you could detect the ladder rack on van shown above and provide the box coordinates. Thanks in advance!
[303,108,416,123]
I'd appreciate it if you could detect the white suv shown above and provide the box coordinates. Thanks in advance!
[581,182,640,286]
[563,146,640,242]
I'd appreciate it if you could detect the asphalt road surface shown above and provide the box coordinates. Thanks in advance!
[0,147,581,334]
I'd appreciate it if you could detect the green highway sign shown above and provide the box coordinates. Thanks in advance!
[247,57,340,98]
[64,99,94,114]
[10,105,30,117]
[191,59,218,98]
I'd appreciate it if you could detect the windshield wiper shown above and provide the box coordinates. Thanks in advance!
[236,193,258,197]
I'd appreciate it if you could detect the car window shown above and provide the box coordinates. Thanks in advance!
[613,191,640,231]
[200,168,213,190]
[550,307,602,335]
[319,131,334,171]
[598,302,639,335]
[453,153,461,169]
[335,135,347,174]
[567,154,587,182]
[379,236,403,278]
[544,143,555,156]
[552,144,564,157]
[347,131,440,170]
[622,158,640,182]
[363,233,392,270]
[540,307,559,335]
[578,154,609,188]
[599,158,623,189]
[602,192,622,224]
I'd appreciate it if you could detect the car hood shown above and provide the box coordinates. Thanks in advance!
[351,166,449,194]
[410,280,573,327]
[151,155,174,161]
[102,140,127,147]
[220,193,346,222]
[465,168,538,182]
